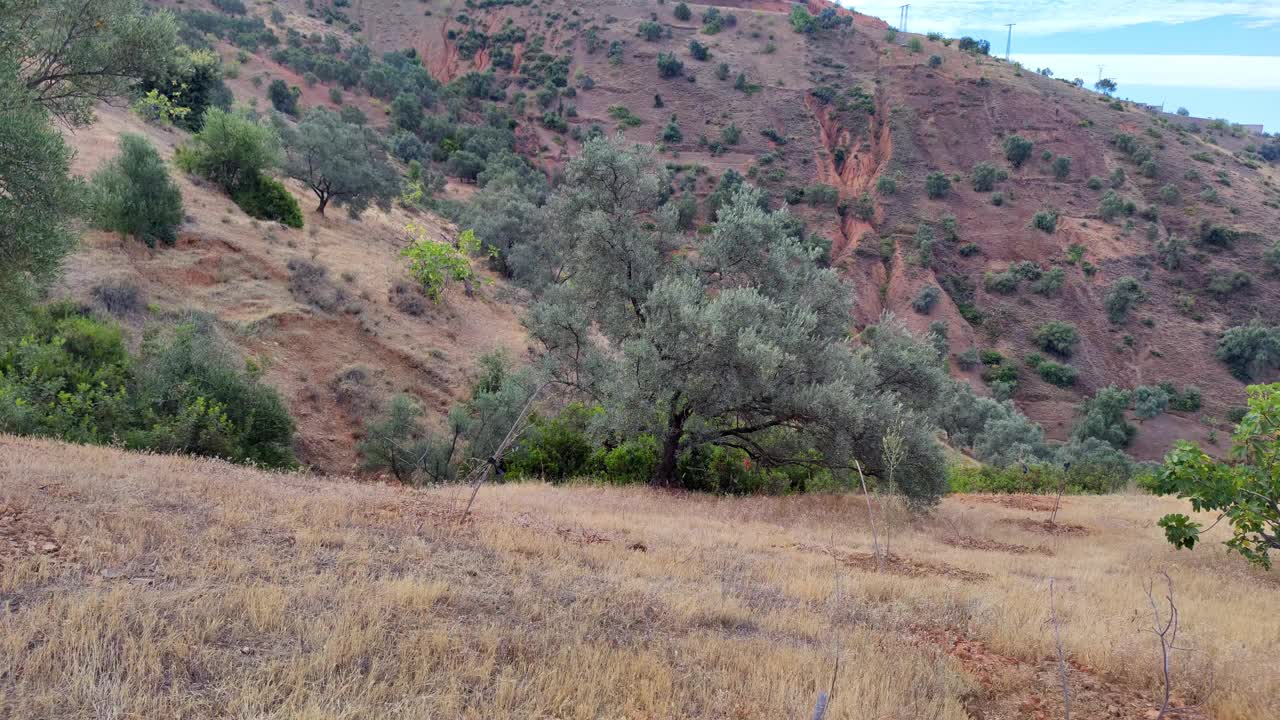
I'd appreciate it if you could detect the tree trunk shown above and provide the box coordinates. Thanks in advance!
[653,410,688,487]
[316,194,329,215]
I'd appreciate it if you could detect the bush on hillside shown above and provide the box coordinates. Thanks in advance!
[0,304,295,468]
[1037,360,1078,387]
[1103,276,1144,323]
[90,134,184,248]
[1032,321,1079,356]
[1216,321,1280,381]
[925,171,950,199]
[175,107,279,193]
[912,285,941,314]
[231,174,303,227]
[970,162,1004,191]
[1003,135,1033,168]
[657,52,684,78]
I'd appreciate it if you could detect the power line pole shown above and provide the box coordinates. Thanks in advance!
[1004,23,1015,61]
[1097,64,1104,82]
[898,4,909,33]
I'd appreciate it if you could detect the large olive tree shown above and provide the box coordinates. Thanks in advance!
[281,108,400,217]
[523,137,946,501]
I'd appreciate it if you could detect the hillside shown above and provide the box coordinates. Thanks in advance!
[196,0,1277,458]
[57,106,527,473]
[3,434,1278,718]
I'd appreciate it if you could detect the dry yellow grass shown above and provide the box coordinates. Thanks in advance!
[2,435,1277,719]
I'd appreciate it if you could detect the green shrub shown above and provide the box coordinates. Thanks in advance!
[1029,266,1065,295]
[1031,209,1058,233]
[924,171,950,199]
[688,39,709,60]
[876,175,897,195]
[638,20,663,41]
[90,134,184,248]
[1003,134,1033,168]
[970,162,1003,191]
[657,52,684,78]
[231,174,303,227]
[804,183,839,207]
[607,104,644,128]
[1216,321,1280,381]
[674,2,691,21]
[1098,190,1135,221]
[1072,385,1134,448]
[1165,385,1202,412]
[661,114,683,143]
[176,107,280,192]
[983,269,1020,294]
[267,78,298,115]
[1103,276,1144,323]
[1032,321,1079,357]
[1207,270,1251,299]
[912,285,941,314]
[1265,241,1280,274]
[506,403,598,480]
[1052,155,1072,180]
[1086,176,1104,190]
[597,435,658,485]
[1197,221,1238,248]
[1133,385,1170,419]
[1037,360,1077,387]
[928,54,942,68]
[0,304,295,468]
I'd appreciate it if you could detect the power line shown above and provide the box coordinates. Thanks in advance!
[1004,23,1015,61]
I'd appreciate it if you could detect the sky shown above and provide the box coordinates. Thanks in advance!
[844,1,1280,131]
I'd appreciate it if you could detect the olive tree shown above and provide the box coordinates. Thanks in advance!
[523,136,946,501]
[281,108,400,217]
[3,0,177,126]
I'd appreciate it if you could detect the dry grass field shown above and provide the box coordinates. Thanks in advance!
[2,434,1277,719]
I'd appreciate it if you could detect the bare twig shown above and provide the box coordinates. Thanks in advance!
[854,459,883,571]
[1144,571,1180,720]
[458,382,550,524]
[1049,463,1069,525]
[1049,577,1072,720]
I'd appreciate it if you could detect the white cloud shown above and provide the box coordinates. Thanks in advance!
[844,1,1280,36]
[1011,54,1280,90]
